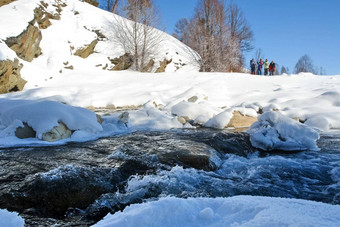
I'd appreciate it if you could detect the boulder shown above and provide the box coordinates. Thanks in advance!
[74,39,98,58]
[42,122,72,142]
[15,122,36,139]
[0,58,26,94]
[227,111,258,128]
[5,24,42,62]
[109,53,133,71]
[155,59,172,73]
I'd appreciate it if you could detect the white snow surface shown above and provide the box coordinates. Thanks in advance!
[0,209,24,227]
[93,195,340,227]
[247,111,320,151]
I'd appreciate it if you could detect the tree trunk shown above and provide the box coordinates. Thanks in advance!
[112,0,119,14]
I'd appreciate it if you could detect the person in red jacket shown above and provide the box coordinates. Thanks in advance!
[269,60,276,76]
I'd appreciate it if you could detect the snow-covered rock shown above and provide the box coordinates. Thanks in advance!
[247,111,320,151]
[0,99,102,141]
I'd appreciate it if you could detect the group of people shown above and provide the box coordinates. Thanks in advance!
[250,59,276,76]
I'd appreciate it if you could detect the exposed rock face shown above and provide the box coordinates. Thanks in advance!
[118,112,129,125]
[155,59,172,73]
[74,39,98,58]
[109,53,133,71]
[142,59,155,72]
[42,122,72,142]
[83,0,99,7]
[5,24,42,62]
[0,58,26,94]
[227,111,258,128]
[15,122,36,139]
[0,0,17,7]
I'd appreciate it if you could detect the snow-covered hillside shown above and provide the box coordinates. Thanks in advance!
[0,0,200,88]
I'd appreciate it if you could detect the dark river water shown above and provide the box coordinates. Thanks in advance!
[0,130,339,226]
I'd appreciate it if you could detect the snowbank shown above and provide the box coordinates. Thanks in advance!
[93,195,340,227]
[247,111,320,151]
[0,209,24,227]
[0,99,102,141]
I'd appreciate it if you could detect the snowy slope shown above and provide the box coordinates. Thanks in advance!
[0,0,200,88]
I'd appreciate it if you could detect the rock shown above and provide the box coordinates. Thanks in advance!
[5,24,42,62]
[177,116,187,124]
[15,122,36,139]
[227,111,258,129]
[188,96,198,103]
[155,59,172,73]
[83,0,99,7]
[118,112,129,125]
[0,0,17,7]
[0,58,26,94]
[74,39,98,58]
[64,65,74,70]
[106,104,116,109]
[42,122,72,142]
[96,114,103,124]
[109,53,133,71]
[141,59,155,72]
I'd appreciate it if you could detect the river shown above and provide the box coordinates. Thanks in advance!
[0,130,339,226]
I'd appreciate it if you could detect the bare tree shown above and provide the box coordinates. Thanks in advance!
[295,54,317,74]
[254,48,264,63]
[174,0,253,72]
[226,3,253,52]
[281,65,289,74]
[112,0,162,71]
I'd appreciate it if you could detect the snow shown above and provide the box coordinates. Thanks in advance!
[0,209,24,227]
[247,111,320,151]
[93,195,340,227]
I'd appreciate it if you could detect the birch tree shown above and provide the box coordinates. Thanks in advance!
[113,0,162,71]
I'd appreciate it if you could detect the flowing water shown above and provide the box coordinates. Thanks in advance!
[0,130,339,226]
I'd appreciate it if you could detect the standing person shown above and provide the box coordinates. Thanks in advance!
[257,59,263,75]
[269,60,276,75]
[250,59,256,75]
[264,59,269,76]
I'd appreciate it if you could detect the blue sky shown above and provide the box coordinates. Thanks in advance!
[99,0,340,75]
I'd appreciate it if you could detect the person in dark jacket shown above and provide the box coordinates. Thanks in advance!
[250,59,256,75]
[269,61,276,76]
[257,59,263,75]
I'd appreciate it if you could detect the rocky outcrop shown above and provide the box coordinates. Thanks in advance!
[74,40,98,58]
[0,58,26,94]
[42,122,73,142]
[83,0,99,7]
[4,1,64,62]
[141,59,155,72]
[5,24,42,62]
[227,111,258,128]
[155,59,172,73]
[109,53,133,71]
[0,0,17,7]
